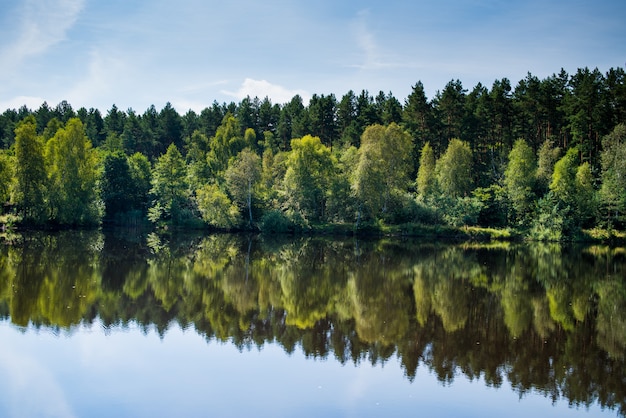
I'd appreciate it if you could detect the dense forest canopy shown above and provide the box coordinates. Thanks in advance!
[1,66,626,238]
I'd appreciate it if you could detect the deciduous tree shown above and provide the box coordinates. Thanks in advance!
[150,143,189,223]
[225,148,261,225]
[283,135,335,222]
[13,116,47,222]
[504,139,537,222]
[353,123,412,220]
[46,118,102,225]
[436,138,473,198]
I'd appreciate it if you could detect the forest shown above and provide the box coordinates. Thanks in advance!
[1,66,626,240]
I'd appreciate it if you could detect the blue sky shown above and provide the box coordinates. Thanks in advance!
[1,0,625,114]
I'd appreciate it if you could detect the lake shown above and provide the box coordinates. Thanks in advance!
[0,230,624,417]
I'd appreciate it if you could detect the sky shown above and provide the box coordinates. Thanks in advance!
[0,0,625,114]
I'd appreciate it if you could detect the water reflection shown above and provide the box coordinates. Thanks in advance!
[0,230,624,415]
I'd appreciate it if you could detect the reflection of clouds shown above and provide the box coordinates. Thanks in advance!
[0,341,76,418]
[343,365,381,418]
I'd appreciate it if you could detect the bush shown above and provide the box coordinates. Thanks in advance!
[528,195,576,241]
[260,209,292,233]
[438,195,484,227]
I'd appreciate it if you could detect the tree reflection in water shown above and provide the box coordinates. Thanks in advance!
[0,230,624,415]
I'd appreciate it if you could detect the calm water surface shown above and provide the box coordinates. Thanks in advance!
[0,230,624,417]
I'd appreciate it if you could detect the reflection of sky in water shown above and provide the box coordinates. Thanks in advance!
[0,320,613,418]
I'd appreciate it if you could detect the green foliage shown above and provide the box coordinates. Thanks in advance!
[575,162,597,226]
[150,143,190,224]
[208,113,244,179]
[283,135,335,222]
[550,147,579,206]
[529,193,565,241]
[1,66,625,236]
[102,152,135,220]
[0,150,14,207]
[13,116,47,223]
[325,146,357,222]
[548,147,596,232]
[128,152,152,213]
[353,123,412,220]
[504,139,537,223]
[599,124,626,226]
[416,141,436,199]
[438,195,484,227]
[259,209,292,233]
[196,183,240,229]
[225,148,261,225]
[536,139,561,193]
[436,138,473,198]
[45,118,102,226]
[472,185,508,227]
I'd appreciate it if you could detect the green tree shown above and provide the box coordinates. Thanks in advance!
[186,130,211,191]
[575,162,596,226]
[149,143,189,224]
[277,95,306,150]
[158,102,183,152]
[13,116,47,223]
[436,138,473,198]
[547,147,594,233]
[353,123,413,221]
[564,67,609,166]
[550,147,579,209]
[208,113,244,179]
[104,104,126,138]
[337,90,358,147]
[325,146,358,222]
[121,110,145,155]
[46,118,102,226]
[42,118,63,141]
[225,148,262,225]
[599,124,626,226]
[128,152,152,215]
[416,142,436,199]
[308,93,338,148]
[536,138,561,193]
[0,150,13,206]
[196,183,240,228]
[504,139,537,222]
[487,78,514,150]
[283,135,335,222]
[433,80,466,152]
[101,152,136,220]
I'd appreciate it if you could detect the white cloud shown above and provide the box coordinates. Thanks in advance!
[171,99,213,115]
[177,80,230,94]
[0,95,46,111]
[0,0,84,68]
[222,78,310,105]
[349,9,422,72]
[0,345,77,418]
[64,49,127,109]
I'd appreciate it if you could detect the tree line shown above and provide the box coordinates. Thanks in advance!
[0,66,625,238]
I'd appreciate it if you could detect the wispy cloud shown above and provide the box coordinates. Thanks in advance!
[349,9,422,71]
[0,95,46,111]
[0,345,77,418]
[0,0,84,68]
[64,48,128,109]
[177,80,230,94]
[222,78,310,105]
